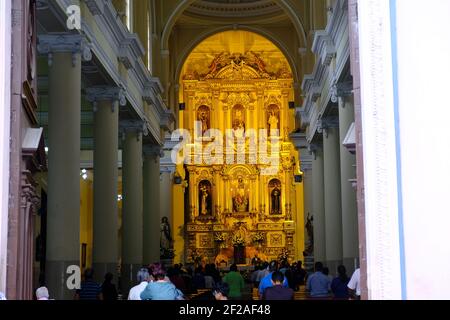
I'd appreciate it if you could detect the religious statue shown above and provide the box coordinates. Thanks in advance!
[233,108,245,132]
[160,217,173,259]
[268,111,279,134]
[233,178,249,212]
[303,213,314,256]
[271,187,281,214]
[197,107,210,135]
[200,184,209,215]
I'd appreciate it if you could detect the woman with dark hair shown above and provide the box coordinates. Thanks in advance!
[101,272,118,300]
[330,265,350,299]
[140,263,184,300]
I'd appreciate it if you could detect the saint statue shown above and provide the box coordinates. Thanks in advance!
[160,217,173,258]
[271,187,281,214]
[200,184,209,215]
[198,110,209,134]
[268,111,279,134]
[233,109,245,131]
[233,178,249,212]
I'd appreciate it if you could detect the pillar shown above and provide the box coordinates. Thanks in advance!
[143,147,161,265]
[39,34,90,300]
[311,145,326,262]
[87,87,124,283]
[323,121,343,273]
[121,129,143,293]
[338,95,358,273]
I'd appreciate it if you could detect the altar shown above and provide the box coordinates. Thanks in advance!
[178,49,304,265]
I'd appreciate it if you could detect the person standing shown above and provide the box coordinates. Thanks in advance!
[347,268,361,300]
[101,272,118,300]
[222,264,245,300]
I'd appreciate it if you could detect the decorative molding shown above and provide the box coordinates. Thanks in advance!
[119,34,145,70]
[85,86,126,112]
[119,119,148,137]
[85,0,104,16]
[331,80,353,103]
[37,33,92,67]
[298,0,350,142]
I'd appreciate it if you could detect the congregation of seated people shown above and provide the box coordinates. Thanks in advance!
[22,260,360,300]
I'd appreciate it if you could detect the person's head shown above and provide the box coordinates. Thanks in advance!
[84,268,94,280]
[36,286,49,300]
[104,272,113,283]
[337,265,347,279]
[271,271,284,285]
[137,268,150,283]
[262,262,269,270]
[297,261,303,267]
[322,267,329,276]
[314,262,323,272]
[212,282,229,300]
[269,260,278,272]
[195,266,203,275]
[230,264,238,272]
[149,262,166,281]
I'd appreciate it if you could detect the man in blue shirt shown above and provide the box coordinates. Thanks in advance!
[306,262,331,298]
[258,261,289,299]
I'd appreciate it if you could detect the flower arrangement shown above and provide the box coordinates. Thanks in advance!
[214,232,227,242]
[231,234,246,247]
[251,232,265,245]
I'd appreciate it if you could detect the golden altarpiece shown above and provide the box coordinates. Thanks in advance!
[178,51,304,265]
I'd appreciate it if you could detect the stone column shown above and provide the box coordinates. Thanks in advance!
[87,87,125,283]
[143,146,161,265]
[121,126,144,293]
[322,118,343,273]
[337,94,358,273]
[38,34,91,300]
[311,144,326,263]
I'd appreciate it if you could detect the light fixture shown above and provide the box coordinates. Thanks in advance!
[117,194,123,201]
[82,173,88,180]
[45,147,49,152]
[81,169,87,174]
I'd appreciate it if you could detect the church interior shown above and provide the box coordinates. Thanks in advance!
[3,0,450,301]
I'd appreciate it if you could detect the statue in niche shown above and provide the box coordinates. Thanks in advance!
[271,188,281,214]
[197,106,210,135]
[269,179,282,214]
[199,181,212,216]
[233,178,249,213]
[232,106,245,132]
[268,111,279,134]
[160,217,173,259]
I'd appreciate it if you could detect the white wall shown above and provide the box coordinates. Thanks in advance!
[0,0,11,294]
[358,0,450,299]
[395,0,450,299]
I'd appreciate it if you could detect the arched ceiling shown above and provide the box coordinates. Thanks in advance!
[185,0,283,18]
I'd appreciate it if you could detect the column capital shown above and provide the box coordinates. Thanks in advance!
[119,119,148,137]
[143,145,163,158]
[331,80,353,103]
[86,86,126,112]
[318,116,339,138]
[37,33,92,67]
